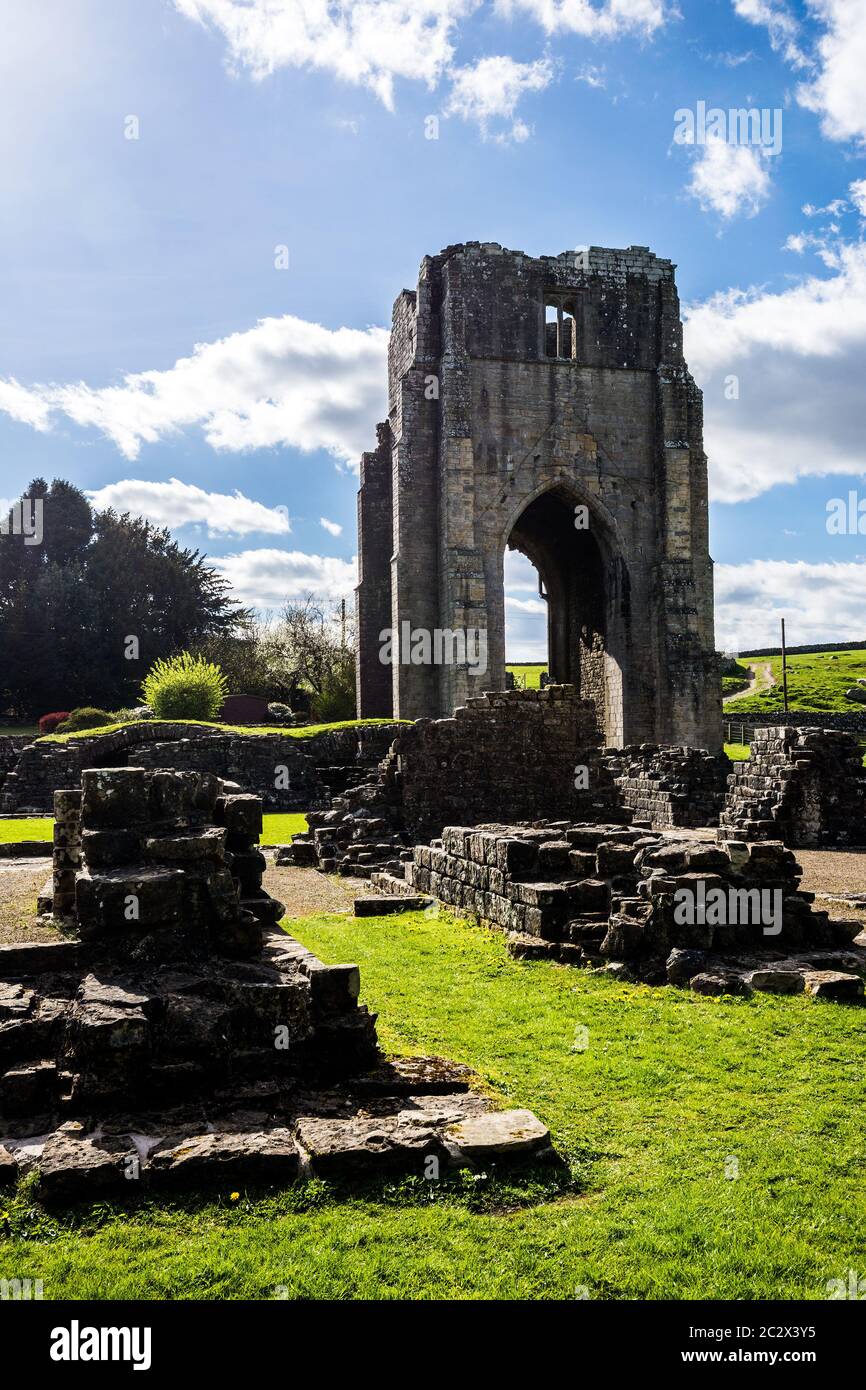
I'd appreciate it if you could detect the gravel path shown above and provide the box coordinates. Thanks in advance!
[263,862,359,919]
[797,849,866,925]
[0,862,61,943]
[723,660,776,706]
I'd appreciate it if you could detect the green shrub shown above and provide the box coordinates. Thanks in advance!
[141,652,228,721]
[56,707,113,733]
[309,667,356,723]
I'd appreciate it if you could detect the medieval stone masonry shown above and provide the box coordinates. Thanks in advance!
[356,242,721,749]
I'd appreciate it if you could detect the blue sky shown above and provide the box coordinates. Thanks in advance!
[1,0,865,657]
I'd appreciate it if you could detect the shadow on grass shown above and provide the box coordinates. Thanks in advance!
[1,1152,602,1244]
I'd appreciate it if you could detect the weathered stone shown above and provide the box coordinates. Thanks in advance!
[444,1108,551,1160]
[719,726,866,848]
[355,242,720,754]
[804,970,864,1000]
[295,1113,446,1175]
[690,972,752,997]
[81,768,148,827]
[666,948,707,985]
[748,969,805,994]
[0,1144,16,1186]
[148,1130,300,1187]
[35,1132,131,1201]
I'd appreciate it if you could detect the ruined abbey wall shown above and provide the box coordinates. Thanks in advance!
[356,242,721,750]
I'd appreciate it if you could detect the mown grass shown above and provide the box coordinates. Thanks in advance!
[38,718,406,746]
[0,814,307,847]
[261,813,308,844]
[506,664,547,689]
[2,908,864,1300]
[0,818,52,843]
[723,743,750,762]
[733,648,866,714]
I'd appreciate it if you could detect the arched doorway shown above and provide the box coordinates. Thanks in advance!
[505,484,625,741]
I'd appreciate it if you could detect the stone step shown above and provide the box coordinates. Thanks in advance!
[353,895,433,917]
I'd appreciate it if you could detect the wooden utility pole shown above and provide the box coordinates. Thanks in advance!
[781,618,789,715]
[341,598,346,649]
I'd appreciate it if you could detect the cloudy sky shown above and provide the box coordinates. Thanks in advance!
[1,0,865,656]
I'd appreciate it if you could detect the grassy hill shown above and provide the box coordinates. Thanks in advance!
[728,648,866,715]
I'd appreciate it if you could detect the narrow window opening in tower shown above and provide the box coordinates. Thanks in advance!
[504,548,549,689]
[544,296,575,358]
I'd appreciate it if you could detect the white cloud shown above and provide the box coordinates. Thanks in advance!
[731,0,809,68]
[715,558,866,650]
[734,0,866,145]
[494,0,666,38]
[320,515,343,536]
[797,0,866,145]
[506,594,548,614]
[85,478,291,536]
[684,239,866,501]
[0,313,388,466]
[850,178,866,215]
[685,135,773,219]
[176,0,667,132]
[210,547,357,608]
[0,378,54,432]
[802,197,847,217]
[783,232,811,253]
[444,55,553,140]
[575,62,606,88]
[175,0,476,110]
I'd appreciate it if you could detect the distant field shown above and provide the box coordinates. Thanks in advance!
[0,818,52,843]
[724,743,750,762]
[0,814,308,847]
[731,648,866,714]
[507,664,547,689]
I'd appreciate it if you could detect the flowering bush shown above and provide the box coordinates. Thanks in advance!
[38,711,71,735]
[141,652,228,721]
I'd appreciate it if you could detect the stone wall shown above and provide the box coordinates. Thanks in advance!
[0,766,554,1197]
[399,821,864,998]
[718,726,866,847]
[723,711,866,736]
[0,721,402,814]
[287,686,629,874]
[604,745,732,827]
[0,736,29,797]
[356,240,721,750]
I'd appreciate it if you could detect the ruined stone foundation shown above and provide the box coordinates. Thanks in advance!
[0,769,553,1200]
[378,821,865,1001]
[719,726,866,847]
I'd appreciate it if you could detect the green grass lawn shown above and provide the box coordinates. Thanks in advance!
[732,648,866,714]
[0,814,307,846]
[2,907,864,1300]
[724,742,750,761]
[0,818,53,843]
[506,664,547,689]
[38,717,405,745]
[261,813,307,844]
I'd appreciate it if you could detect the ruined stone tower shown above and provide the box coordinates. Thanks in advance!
[356,242,721,749]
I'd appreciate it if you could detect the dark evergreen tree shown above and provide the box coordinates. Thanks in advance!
[0,478,246,715]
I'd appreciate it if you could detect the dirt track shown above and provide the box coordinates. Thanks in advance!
[724,660,776,706]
